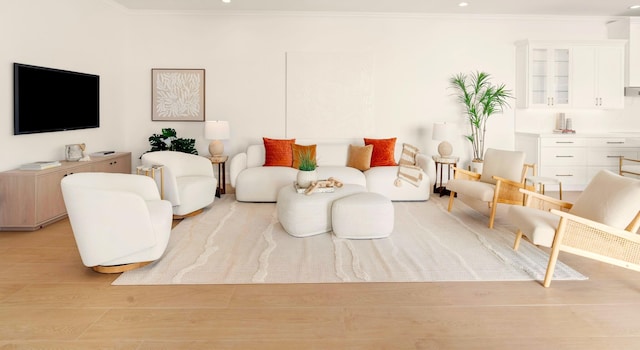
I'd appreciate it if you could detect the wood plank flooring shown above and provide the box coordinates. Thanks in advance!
[1,192,640,349]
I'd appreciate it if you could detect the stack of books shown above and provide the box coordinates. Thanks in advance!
[20,161,62,170]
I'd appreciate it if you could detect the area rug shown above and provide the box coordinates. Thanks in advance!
[113,194,587,285]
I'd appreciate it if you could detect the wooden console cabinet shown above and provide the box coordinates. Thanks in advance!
[0,152,131,231]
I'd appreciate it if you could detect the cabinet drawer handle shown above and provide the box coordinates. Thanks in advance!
[555,141,574,144]
[606,155,622,158]
[606,142,624,144]
[555,155,574,158]
[555,174,574,177]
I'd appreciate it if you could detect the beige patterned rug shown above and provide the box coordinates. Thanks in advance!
[113,194,587,285]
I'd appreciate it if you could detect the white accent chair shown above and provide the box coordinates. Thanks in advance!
[445,148,532,228]
[141,151,217,217]
[61,172,173,273]
[509,170,640,287]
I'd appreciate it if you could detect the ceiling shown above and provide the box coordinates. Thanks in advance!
[111,0,640,17]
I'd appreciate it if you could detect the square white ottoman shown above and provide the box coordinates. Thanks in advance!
[332,192,394,239]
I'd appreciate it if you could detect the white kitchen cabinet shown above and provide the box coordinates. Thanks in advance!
[571,44,625,109]
[515,133,639,190]
[516,41,570,108]
[515,40,625,110]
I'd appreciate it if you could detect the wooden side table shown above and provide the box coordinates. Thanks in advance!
[136,164,164,199]
[207,155,228,197]
[432,156,459,197]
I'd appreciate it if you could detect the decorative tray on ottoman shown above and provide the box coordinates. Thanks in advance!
[293,181,336,194]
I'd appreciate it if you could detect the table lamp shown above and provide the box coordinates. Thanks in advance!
[204,120,230,156]
[432,122,455,158]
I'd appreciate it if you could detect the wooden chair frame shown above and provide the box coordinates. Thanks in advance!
[447,163,535,229]
[513,188,640,287]
[620,157,640,177]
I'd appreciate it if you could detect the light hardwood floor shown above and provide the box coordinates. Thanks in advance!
[1,192,640,349]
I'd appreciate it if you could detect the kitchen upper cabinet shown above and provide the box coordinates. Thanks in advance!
[516,41,570,108]
[572,44,625,109]
[516,40,625,110]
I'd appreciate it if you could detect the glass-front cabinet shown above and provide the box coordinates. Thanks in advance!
[515,40,625,110]
[516,41,570,108]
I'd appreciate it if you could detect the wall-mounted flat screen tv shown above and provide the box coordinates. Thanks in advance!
[13,63,100,135]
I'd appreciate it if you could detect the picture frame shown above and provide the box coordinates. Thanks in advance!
[151,68,205,121]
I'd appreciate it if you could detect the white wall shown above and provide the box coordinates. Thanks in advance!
[0,0,127,171]
[2,1,639,172]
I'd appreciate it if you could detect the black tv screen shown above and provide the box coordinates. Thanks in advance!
[13,63,99,135]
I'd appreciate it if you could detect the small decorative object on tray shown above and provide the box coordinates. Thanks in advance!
[295,177,344,195]
[293,181,335,194]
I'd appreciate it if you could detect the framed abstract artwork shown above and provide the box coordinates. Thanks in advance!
[151,68,205,121]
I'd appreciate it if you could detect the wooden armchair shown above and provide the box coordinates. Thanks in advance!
[509,170,640,287]
[446,148,534,228]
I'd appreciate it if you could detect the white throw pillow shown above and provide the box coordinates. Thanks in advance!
[570,170,640,229]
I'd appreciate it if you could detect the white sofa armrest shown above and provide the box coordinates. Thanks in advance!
[229,152,247,188]
[416,153,436,186]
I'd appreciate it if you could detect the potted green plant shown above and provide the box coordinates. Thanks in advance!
[143,128,198,157]
[449,71,513,171]
[296,149,317,188]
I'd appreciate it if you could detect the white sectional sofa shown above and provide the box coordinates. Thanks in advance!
[229,139,436,202]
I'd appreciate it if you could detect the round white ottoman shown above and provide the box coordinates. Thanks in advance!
[276,184,367,237]
[332,192,394,239]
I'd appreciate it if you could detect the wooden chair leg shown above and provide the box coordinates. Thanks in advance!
[488,203,497,229]
[513,230,523,250]
[447,191,456,211]
[543,218,568,287]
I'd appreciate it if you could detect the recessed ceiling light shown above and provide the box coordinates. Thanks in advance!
[630,5,640,9]
[459,2,469,7]
[222,0,231,3]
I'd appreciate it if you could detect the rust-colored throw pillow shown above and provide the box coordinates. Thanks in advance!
[346,144,373,171]
[364,137,398,167]
[291,144,317,169]
[263,137,296,166]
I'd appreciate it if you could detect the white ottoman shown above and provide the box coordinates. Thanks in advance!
[332,192,394,239]
[276,184,367,237]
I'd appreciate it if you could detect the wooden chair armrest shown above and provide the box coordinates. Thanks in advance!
[551,209,640,240]
[493,175,525,188]
[452,167,481,180]
[518,188,573,210]
[621,157,640,164]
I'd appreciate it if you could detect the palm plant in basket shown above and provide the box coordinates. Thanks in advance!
[449,71,513,164]
[296,149,317,188]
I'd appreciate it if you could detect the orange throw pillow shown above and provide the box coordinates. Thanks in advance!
[292,144,317,169]
[346,144,373,171]
[263,137,295,166]
[364,137,397,167]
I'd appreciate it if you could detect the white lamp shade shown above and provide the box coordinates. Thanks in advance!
[432,122,455,158]
[204,120,230,140]
[432,122,454,141]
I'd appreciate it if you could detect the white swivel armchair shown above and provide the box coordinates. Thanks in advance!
[61,172,173,273]
[141,151,217,217]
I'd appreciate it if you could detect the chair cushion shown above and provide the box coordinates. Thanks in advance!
[445,179,496,202]
[480,148,525,185]
[508,205,560,247]
[570,170,640,229]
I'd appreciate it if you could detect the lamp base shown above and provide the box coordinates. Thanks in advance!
[209,140,224,156]
[437,141,453,158]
